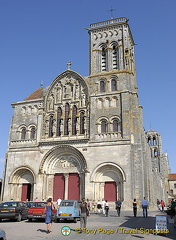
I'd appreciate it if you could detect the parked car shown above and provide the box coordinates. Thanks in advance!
[56,200,80,223]
[0,201,28,222]
[27,202,57,222]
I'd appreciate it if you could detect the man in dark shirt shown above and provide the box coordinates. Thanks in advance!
[115,198,122,216]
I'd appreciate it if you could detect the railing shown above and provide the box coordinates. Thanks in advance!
[90,17,127,28]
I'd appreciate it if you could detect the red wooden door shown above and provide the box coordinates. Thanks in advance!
[53,174,65,201]
[68,173,80,200]
[104,182,117,201]
[21,184,28,201]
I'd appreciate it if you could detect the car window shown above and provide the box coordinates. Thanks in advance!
[0,202,17,207]
[36,202,46,207]
[61,202,74,206]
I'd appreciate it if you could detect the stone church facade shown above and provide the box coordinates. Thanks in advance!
[2,17,169,208]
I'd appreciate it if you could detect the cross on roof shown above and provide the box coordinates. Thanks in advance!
[67,61,72,70]
[108,6,117,19]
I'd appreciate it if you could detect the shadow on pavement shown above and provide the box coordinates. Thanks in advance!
[118,215,175,240]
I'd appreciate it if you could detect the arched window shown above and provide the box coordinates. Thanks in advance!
[56,107,62,136]
[72,105,77,135]
[102,47,107,71]
[154,149,158,157]
[101,120,108,133]
[64,103,70,135]
[80,111,85,134]
[21,127,26,140]
[111,79,117,91]
[49,116,54,137]
[100,80,106,92]
[112,45,118,69]
[30,127,36,139]
[148,137,151,145]
[80,112,85,134]
[153,136,157,145]
[113,119,119,132]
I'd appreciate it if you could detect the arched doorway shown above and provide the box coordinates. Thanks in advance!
[39,145,88,201]
[9,167,35,201]
[91,162,125,201]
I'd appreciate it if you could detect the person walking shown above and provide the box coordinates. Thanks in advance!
[45,198,55,234]
[97,200,102,214]
[80,198,88,229]
[157,199,161,211]
[115,198,122,217]
[105,200,109,217]
[133,199,137,217]
[141,197,148,217]
[91,200,97,213]
[160,200,165,212]
[86,199,91,216]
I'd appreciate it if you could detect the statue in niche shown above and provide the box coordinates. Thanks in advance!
[55,82,62,102]
[48,94,54,110]
[64,83,72,98]
[75,85,79,100]
[81,92,86,106]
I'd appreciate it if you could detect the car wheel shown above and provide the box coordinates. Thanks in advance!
[17,213,22,222]
[74,218,77,223]
[28,218,32,222]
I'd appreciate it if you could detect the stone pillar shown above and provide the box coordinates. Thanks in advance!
[42,172,47,201]
[17,184,22,201]
[47,175,54,199]
[64,173,69,200]
[100,182,105,200]
[79,173,84,200]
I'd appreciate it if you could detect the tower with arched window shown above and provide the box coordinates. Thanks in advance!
[2,17,169,208]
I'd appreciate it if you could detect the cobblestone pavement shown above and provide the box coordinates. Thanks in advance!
[0,210,175,240]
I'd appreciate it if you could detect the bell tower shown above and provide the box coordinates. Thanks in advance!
[88,17,135,75]
[87,17,138,141]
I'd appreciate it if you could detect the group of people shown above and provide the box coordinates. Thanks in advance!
[41,196,169,233]
[157,199,165,212]
[115,197,149,218]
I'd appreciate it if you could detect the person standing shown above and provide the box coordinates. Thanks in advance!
[101,198,106,215]
[34,197,39,202]
[45,198,55,234]
[133,199,137,217]
[80,198,88,229]
[157,199,161,211]
[57,197,62,208]
[115,198,122,217]
[142,197,148,217]
[160,200,165,212]
[105,200,109,217]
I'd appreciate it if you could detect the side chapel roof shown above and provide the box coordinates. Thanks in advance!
[24,87,43,101]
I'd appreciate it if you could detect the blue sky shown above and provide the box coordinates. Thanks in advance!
[0,0,175,178]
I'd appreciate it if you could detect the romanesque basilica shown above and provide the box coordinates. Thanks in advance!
[2,17,169,208]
